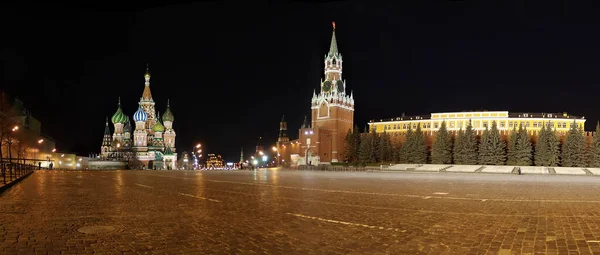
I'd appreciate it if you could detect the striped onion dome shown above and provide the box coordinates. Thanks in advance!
[111,98,127,124]
[152,112,165,133]
[133,106,148,122]
[162,100,174,122]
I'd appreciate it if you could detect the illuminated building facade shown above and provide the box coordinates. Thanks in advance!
[206,154,224,169]
[99,66,178,169]
[277,22,355,166]
[368,111,586,135]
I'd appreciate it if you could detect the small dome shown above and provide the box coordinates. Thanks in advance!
[152,120,165,133]
[133,106,148,122]
[111,104,127,124]
[152,112,165,133]
[162,104,174,123]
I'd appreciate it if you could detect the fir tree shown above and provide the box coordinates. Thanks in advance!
[379,131,393,163]
[506,126,518,165]
[589,122,600,167]
[562,120,587,167]
[412,123,428,163]
[514,124,533,166]
[547,126,560,166]
[534,123,549,166]
[461,120,478,165]
[371,128,381,162]
[486,121,506,165]
[391,140,400,163]
[344,129,356,163]
[358,132,374,164]
[453,128,465,164]
[478,126,491,164]
[398,129,413,163]
[431,121,453,164]
[352,125,361,166]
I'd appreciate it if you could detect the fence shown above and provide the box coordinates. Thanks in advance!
[1,161,38,185]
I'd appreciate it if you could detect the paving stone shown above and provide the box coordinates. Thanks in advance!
[3,170,600,253]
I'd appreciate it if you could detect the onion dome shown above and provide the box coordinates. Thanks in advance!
[162,99,174,122]
[111,97,128,124]
[123,116,132,133]
[152,112,165,133]
[133,105,148,122]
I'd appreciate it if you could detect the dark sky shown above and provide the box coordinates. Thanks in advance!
[2,1,600,162]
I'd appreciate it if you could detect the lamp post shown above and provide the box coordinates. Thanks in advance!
[191,144,201,170]
[34,139,43,168]
[272,146,279,167]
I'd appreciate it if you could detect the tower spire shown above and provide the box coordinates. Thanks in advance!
[142,64,153,101]
[329,21,338,55]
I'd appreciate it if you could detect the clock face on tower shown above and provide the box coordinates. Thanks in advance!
[336,80,344,92]
[322,80,332,92]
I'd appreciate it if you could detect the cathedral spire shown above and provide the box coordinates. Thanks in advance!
[142,64,153,101]
[328,21,338,55]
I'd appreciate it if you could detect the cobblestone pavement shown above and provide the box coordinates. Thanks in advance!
[4,170,600,254]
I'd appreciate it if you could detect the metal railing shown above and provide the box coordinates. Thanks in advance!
[1,161,38,185]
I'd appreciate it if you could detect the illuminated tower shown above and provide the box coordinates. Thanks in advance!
[239,147,244,164]
[133,105,148,147]
[111,97,127,143]
[139,64,157,131]
[311,22,355,162]
[162,99,176,150]
[101,117,112,157]
[278,115,289,143]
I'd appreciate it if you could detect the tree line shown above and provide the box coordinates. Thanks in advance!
[344,119,597,167]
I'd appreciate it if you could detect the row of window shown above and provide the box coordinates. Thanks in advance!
[380,121,582,131]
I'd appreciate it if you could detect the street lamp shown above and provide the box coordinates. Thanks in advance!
[34,139,44,168]
[272,146,279,166]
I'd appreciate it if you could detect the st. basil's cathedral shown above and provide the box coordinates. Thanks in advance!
[100,66,177,169]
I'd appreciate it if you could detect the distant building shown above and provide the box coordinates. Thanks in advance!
[368,111,586,135]
[0,92,57,167]
[206,154,224,169]
[277,22,355,166]
[98,66,178,170]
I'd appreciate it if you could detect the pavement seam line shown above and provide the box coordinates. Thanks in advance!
[178,192,221,203]
[286,213,405,232]
[137,173,600,204]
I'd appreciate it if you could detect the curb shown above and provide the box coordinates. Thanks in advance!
[0,171,34,194]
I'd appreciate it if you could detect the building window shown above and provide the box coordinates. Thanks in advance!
[434,123,439,129]
[533,122,538,128]
[548,114,553,117]
[458,122,463,129]
[562,123,567,128]
[500,122,505,128]
[509,122,513,128]
[524,113,529,117]
[450,122,455,128]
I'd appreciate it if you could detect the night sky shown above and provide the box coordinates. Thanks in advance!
[2,2,600,162]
